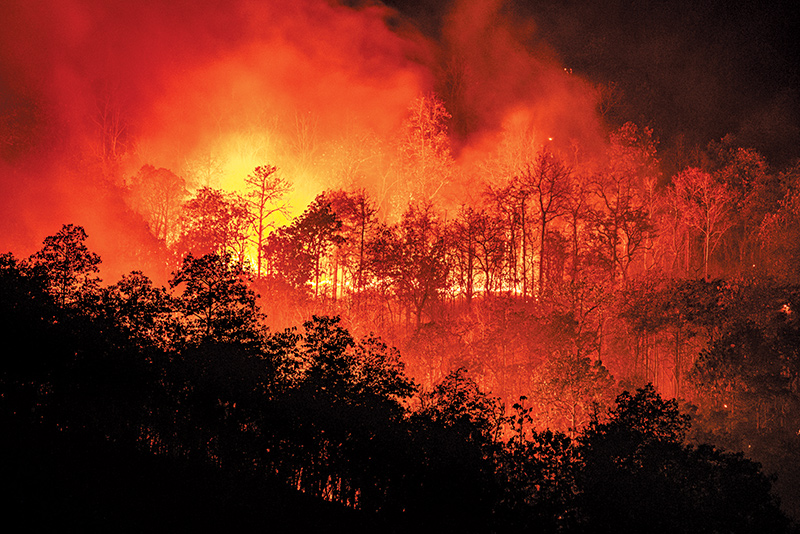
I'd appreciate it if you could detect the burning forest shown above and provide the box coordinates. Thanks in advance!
[2,0,800,530]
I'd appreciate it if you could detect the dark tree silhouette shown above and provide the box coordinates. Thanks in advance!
[519,149,571,298]
[99,270,175,348]
[262,195,343,298]
[28,224,101,307]
[577,384,788,533]
[170,253,263,345]
[369,202,448,329]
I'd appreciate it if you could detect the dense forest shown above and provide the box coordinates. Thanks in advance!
[0,224,794,531]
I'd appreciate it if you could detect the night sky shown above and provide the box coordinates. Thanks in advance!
[387,0,800,165]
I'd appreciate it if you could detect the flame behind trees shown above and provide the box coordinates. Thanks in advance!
[262,193,344,298]
[244,165,291,279]
[522,149,572,299]
[369,202,449,330]
[325,189,378,297]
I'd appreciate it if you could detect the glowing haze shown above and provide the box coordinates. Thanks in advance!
[0,0,603,279]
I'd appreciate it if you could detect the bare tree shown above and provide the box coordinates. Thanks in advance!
[590,123,659,285]
[244,165,291,279]
[672,167,733,280]
[90,84,128,180]
[518,149,571,298]
[398,94,454,205]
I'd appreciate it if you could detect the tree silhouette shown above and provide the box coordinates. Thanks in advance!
[448,205,480,305]
[170,253,263,345]
[28,224,101,307]
[577,384,788,533]
[291,195,344,298]
[325,189,378,298]
[176,187,250,262]
[100,270,175,349]
[369,202,448,329]
[244,165,291,279]
[520,149,571,298]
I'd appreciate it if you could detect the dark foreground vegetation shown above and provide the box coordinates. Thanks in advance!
[0,225,794,532]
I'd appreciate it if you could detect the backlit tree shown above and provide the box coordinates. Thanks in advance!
[28,224,101,307]
[398,94,454,206]
[244,165,291,279]
[127,164,187,243]
[176,187,251,263]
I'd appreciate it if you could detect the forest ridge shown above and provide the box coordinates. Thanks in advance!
[0,224,794,531]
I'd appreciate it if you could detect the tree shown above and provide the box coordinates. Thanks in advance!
[418,367,502,443]
[244,165,291,279]
[90,86,129,180]
[590,122,659,284]
[520,149,571,298]
[471,205,508,298]
[671,167,733,280]
[126,165,187,243]
[261,226,314,294]
[711,146,777,273]
[28,224,101,307]
[294,195,344,298]
[325,189,378,299]
[260,194,344,298]
[564,171,592,284]
[494,422,580,532]
[298,315,416,404]
[100,270,175,349]
[577,384,789,533]
[369,202,449,329]
[448,205,480,304]
[532,343,615,437]
[176,187,250,263]
[686,279,800,436]
[397,93,454,206]
[169,253,262,345]
[485,180,528,296]
[262,316,417,511]
[759,163,800,282]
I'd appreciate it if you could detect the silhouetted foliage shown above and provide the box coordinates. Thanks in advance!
[261,193,343,297]
[0,226,794,532]
[577,385,789,533]
[176,187,250,261]
[28,223,101,307]
[170,252,263,346]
